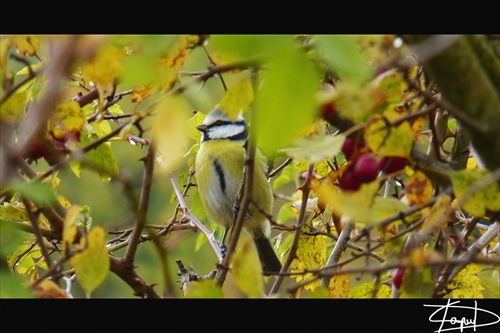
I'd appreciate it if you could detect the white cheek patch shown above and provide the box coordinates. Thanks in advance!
[208,124,245,140]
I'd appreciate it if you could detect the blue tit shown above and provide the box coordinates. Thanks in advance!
[195,107,282,274]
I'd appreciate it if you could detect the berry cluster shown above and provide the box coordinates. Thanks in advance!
[339,137,408,191]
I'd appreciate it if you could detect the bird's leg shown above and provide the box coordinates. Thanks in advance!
[219,228,229,259]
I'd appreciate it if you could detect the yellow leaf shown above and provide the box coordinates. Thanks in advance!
[0,202,29,221]
[334,81,386,123]
[33,279,69,298]
[406,171,433,207]
[13,35,39,56]
[184,279,223,298]
[364,113,413,158]
[157,35,199,93]
[0,92,27,123]
[318,181,380,224]
[420,195,453,236]
[466,157,477,170]
[450,169,500,218]
[49,101,85,141]
[347,282,391,298]
[63,205,81,255]
[131,84,157,103]
[328,273,350,298]
[289,233,326,291]
[220,77,254,121]
[0,37,13,67]
[230,236,264,298]
[81,44,127,92]
[447,263,484,298]
[70,226,110,298]
[153,95,191,174]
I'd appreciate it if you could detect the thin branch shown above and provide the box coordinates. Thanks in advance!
[438,221,499,291]
[169,174,223,261]
[21,198,53,270]
[320,221,355,287]
[268,157,293,178]
[123,140,156,264]
[270,163,315,295]
[0,66,40,105]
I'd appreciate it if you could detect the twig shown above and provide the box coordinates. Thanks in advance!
[270,163,315,295]
[169,174,223,261]
[320,221,355,287]
[123,139,156,264]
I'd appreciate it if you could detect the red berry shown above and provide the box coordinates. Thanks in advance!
[25,140,49,160]
[341,138,355,160]
[52,138,67,150]
[379,156,407,174]
[353,154,379,182]
[393,267,405,289]
[321,102,336,120]
[339,168,361,191]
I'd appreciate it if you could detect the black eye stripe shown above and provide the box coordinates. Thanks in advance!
[206,120,246,128]
[200,120,248,142]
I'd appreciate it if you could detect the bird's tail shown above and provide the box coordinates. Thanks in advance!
[253,237,282,275]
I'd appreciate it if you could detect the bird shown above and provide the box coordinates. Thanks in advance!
[194,107,282,274]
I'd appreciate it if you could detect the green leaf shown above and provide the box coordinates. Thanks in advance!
[272,164,296,189]
[253,45,319,158]
[315,35,372,84]
[16,61,44,76]
[282,134,344,164]
[6,241,45,277]
[108,104,124,115]
[92,119,112,137]
[450,169,500,218]
[400,267,435,298]
[80,130,119,181]
[230,236,264,298]
[184,279,223,298]
[70,226,110,298]
[277,202,297,225]
[209,35,293,60]
[478,269,500,298]
[372,196,409,221]
[187,110,206,141]
[7,180,58,207]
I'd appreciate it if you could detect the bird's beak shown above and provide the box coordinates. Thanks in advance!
[196,124,208,133]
